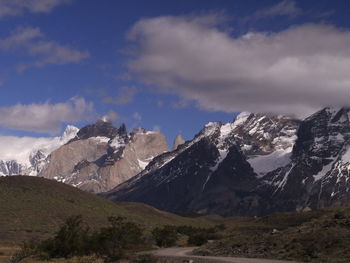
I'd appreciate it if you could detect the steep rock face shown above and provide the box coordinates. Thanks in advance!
[266,107,350,212]
[39,122,169,193]
[0,160,24,176]
[72,120,127,142]
[173,134,185,150]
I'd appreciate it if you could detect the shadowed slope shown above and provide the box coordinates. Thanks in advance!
[0,176,208,243]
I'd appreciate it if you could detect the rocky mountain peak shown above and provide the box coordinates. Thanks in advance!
[293,107,350,160]
[73,121,126,141]
[105,111,303,216]
[173,134,185,150]
[39,122,169,193]
[60,125,79,142]
[232,112,300,156]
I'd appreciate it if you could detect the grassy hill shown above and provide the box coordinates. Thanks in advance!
[195,207,350,263]
[0,176,210,243]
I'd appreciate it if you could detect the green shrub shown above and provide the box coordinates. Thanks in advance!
[152,225,178,247]
[92,216,143,262]
[17,215,144,262]
[187,233,208,246]
[39,215,91,258]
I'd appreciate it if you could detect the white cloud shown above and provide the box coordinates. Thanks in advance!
[132,112,142,121]
[0,128,77,166]
[126,15,350,117]
[0,26,89,71]
[252,0,302,19]
[172,99,189,109]
[152,125,161,133]
[100,111,120,122]
[0,97,95,134]
[103,86,139,105]
[0,27,42,49]
[0,0,72,18]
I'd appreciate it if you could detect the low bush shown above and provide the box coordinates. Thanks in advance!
[17,215,144,262]
[187,233,209,246]
[92,216,143,262]
[38,215,91,259]
[151,224,222,247]
[152,225,178,247]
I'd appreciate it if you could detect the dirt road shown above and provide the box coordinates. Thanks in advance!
[151,247,299,263]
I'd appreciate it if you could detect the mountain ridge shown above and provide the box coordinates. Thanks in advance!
[38,120,169,193]
[105,107,350,216]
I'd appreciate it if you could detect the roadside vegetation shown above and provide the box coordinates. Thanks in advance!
[7,215,222,263]
[194,208,350,263]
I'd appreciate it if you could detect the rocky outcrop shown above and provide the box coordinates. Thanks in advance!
[265,107,350,212]
[39,121,169,193]
[173,134,185,150]
[0,160,24,176]
[231,112,300,156]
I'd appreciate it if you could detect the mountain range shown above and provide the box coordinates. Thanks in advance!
[104,107,350,216]
[2,107,350,216]
[0,120,168,193]
[0,125,79,177]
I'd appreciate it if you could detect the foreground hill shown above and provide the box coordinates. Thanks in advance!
[0,176,208,243]
[196,207,350,263]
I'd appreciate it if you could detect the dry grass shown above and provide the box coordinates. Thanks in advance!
[0,176,213,244]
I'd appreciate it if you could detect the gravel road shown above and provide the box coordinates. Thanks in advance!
[150,247,299,263]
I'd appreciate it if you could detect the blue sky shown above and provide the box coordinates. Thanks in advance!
[0,0,350,146]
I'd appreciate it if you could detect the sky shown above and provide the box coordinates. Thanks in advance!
[0,0,350,146]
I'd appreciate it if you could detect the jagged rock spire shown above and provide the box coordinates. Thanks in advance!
[173,134,185,150]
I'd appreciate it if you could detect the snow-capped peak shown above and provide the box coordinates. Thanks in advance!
[60,125,79,142]
[232,112,251,128]
[0,125,79,176]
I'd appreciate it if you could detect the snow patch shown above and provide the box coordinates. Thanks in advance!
[232,112,250,128]
[146,131,158,135]
[248,148,293,177]
[272,135,298,150]
[341,146,350,163]
[329,133,345,142]
[203,122,220,137]
[313,158,335,181]
[92,136,110,143]
[210,149,228,172]
[137,159,149,170]
[110,136,125,149]
[242,144,252,151]
[220,123,234,137]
